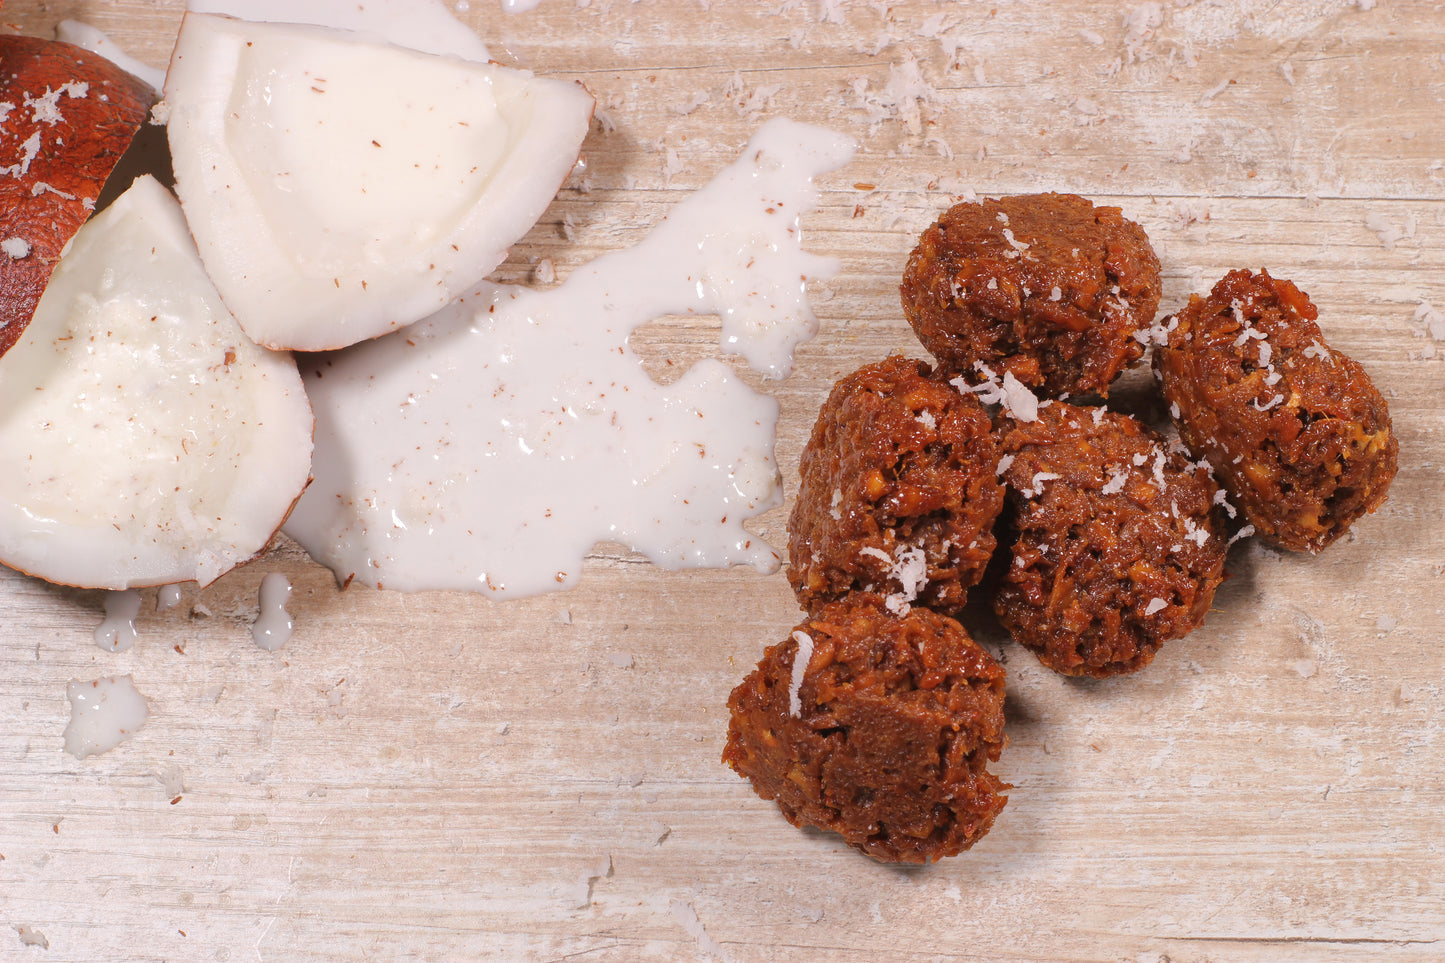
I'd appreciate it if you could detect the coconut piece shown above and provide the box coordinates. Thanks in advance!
[0,175,314,590]
[163,13,595,351]
[0,35,152,359]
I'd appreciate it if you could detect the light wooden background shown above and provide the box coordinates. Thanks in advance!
[3,1,1443,960]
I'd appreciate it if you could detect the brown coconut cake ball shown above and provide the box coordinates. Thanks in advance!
[994,401,1228,678]
[723,592,1009,863]
[1152,269,1398,554]
[787,356,1004,617]
[901,193,1162,398]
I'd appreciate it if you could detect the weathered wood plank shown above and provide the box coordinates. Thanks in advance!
[2,1,1443,960]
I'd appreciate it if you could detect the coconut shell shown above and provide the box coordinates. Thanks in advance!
[0,35,152,358]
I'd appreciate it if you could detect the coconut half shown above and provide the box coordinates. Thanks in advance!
[163,13,595,351]
[0,35,152,359]
[0,174,314,590]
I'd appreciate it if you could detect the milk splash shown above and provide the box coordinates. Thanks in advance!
[64,675,150,758]
[286,118,856,598]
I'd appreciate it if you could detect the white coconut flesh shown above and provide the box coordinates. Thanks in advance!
[163,13,595,351]
[0,174,314,590]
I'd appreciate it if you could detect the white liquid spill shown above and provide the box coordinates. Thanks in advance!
[94,590,141,652]
[63,675,150,759]
[251,573,295,651]
[286,118,856,599]
[55,21,167,91]
[501,0,545,12]
[157,584,184,610]
[187,0,491,61]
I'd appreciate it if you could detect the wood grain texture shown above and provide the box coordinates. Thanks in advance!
[2,1,1443,960]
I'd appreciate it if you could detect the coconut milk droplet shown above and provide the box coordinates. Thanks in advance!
[251,573,294,651]
[285,119,856,599]
[63,675,150,758]
[94,590,141,652]
[157,583,184,610]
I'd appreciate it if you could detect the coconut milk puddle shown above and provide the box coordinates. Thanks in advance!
[286,118,856,599]
[64,675,150,758]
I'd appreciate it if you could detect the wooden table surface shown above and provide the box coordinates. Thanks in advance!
[3,1,1443,960]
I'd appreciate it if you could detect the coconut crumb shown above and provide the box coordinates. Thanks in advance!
[533,257,557,285]
[30,181,77,201]
[848,53,935,135]
[2,130,43,179]
[724,71,784,119]
[996,454,1014,476]
[1122,3,1164,65]
[828,487,843,520]
[1,237,31,259]
[1414,300,1445,342]
[1229,524,1256,546]
[1143,597,1168,616]
[669,900,728,961]
[1198,77,1232,104]
[1101,469,1128,495]
[1365,211,1415,251]
[788,630,814,718]
[1134,313,1178,347]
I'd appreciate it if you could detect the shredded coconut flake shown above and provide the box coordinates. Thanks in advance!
[1143,597,1168,616]
[1101,470,1128,495]
[952,368,1038,422]
[1229,524,1256,546]
[1,237,31,259]
[1017,471,1061,499]
[1151,450,1168,488]
[788,630,814,718]
[858,544,929,615]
